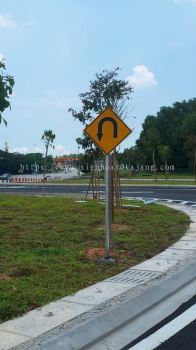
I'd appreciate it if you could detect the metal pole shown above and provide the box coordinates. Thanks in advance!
[105,155,110,257]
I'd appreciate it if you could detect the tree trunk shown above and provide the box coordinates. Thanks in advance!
[152,150,157,182]
[165,161,169,182]
[42,146,48,195]
[194,150,196,185]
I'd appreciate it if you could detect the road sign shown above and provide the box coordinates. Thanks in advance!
[84,107,132,263]
[84,107,132,155]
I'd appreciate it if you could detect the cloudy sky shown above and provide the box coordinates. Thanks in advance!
[0,0,195,155]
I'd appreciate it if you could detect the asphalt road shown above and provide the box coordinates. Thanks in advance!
[154,320,196,350]
[0,184,196,203]
[121,295,196,350]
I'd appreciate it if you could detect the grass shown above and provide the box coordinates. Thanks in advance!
[0,195,190,322]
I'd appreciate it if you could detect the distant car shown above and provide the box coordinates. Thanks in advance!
[0,173,12,182]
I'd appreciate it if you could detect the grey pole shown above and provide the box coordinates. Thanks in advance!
[105,155,110,257]
[98,154,115,264]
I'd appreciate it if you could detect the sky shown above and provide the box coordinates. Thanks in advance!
[0,0,196,155]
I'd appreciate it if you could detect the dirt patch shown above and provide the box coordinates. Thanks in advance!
[84,248,105,259]
[111,224,130,232]
[98,224,130,232]
[0,273,9,281]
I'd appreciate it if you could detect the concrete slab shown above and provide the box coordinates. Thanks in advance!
[0,300,91,338]
[154,248,195,260]
[171,240,196,250]
[63,281,136,306]
[181,235,196,241]
[131,258,177,273]
[0,330,30,350]
[189,223,196,230]
[186,229,196,234]
[185,228,196,234]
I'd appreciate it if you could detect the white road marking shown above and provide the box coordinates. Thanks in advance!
[128,304,196,350]
[81,190,104,193]
[121,191,154,194]
[0,186,26,189]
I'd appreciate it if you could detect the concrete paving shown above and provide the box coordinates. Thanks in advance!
[0,203,195,350]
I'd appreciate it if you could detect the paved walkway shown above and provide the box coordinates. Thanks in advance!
[0,203,196,350]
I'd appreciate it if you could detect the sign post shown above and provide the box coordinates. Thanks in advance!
[105,154,110,258]
[84,107,132,263]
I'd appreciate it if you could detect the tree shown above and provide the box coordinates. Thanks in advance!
[159,145,172,181]
[182,112,196,182]
[41,130,56,183]
[69,67,133,154]
[0,60,15,126]
[136,98,196,172]
[137,116,160,180]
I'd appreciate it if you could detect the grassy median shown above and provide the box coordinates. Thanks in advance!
[0,195,190,322]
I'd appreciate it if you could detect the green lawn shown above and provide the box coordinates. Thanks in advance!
[0,195,190,322]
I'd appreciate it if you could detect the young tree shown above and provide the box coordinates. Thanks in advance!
[0,60,15,126]
[69,67,133,154]
[159,145,172,181]
[41,130,56,183]
[69,68,133,221]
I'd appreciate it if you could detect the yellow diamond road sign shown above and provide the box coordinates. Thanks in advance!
[84,107,132,155]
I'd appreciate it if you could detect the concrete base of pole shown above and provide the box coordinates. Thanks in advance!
[97,256,116,265]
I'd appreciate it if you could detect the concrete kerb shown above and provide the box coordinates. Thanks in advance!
[20,262,196,350]
[0,203,195,350]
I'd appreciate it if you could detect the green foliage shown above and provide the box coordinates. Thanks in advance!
[0,60,15,126]
[41,129,56,154]
[159,145,172,164]
[133,98,196,171]
[69,68,133,152]
[181,112,196,168]
[41,130,56,179]
[0,150,44,174]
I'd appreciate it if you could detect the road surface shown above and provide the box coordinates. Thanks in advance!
[0,184,196,203]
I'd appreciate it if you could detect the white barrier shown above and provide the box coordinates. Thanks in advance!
[12,175,43,183]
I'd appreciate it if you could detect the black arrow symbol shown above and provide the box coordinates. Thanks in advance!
[97,117,118,141]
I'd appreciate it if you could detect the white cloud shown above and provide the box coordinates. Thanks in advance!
[10,146,44,154]
[0,14,16,29]
[10,147,31,154]
[127,65,158,88]
[55,144,70,154]
[10,145,70,155]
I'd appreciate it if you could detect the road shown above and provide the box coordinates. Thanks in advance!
[120,295,196,350]
[0,184,196,203]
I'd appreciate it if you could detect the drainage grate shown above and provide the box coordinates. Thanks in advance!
[105,269,162,285]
